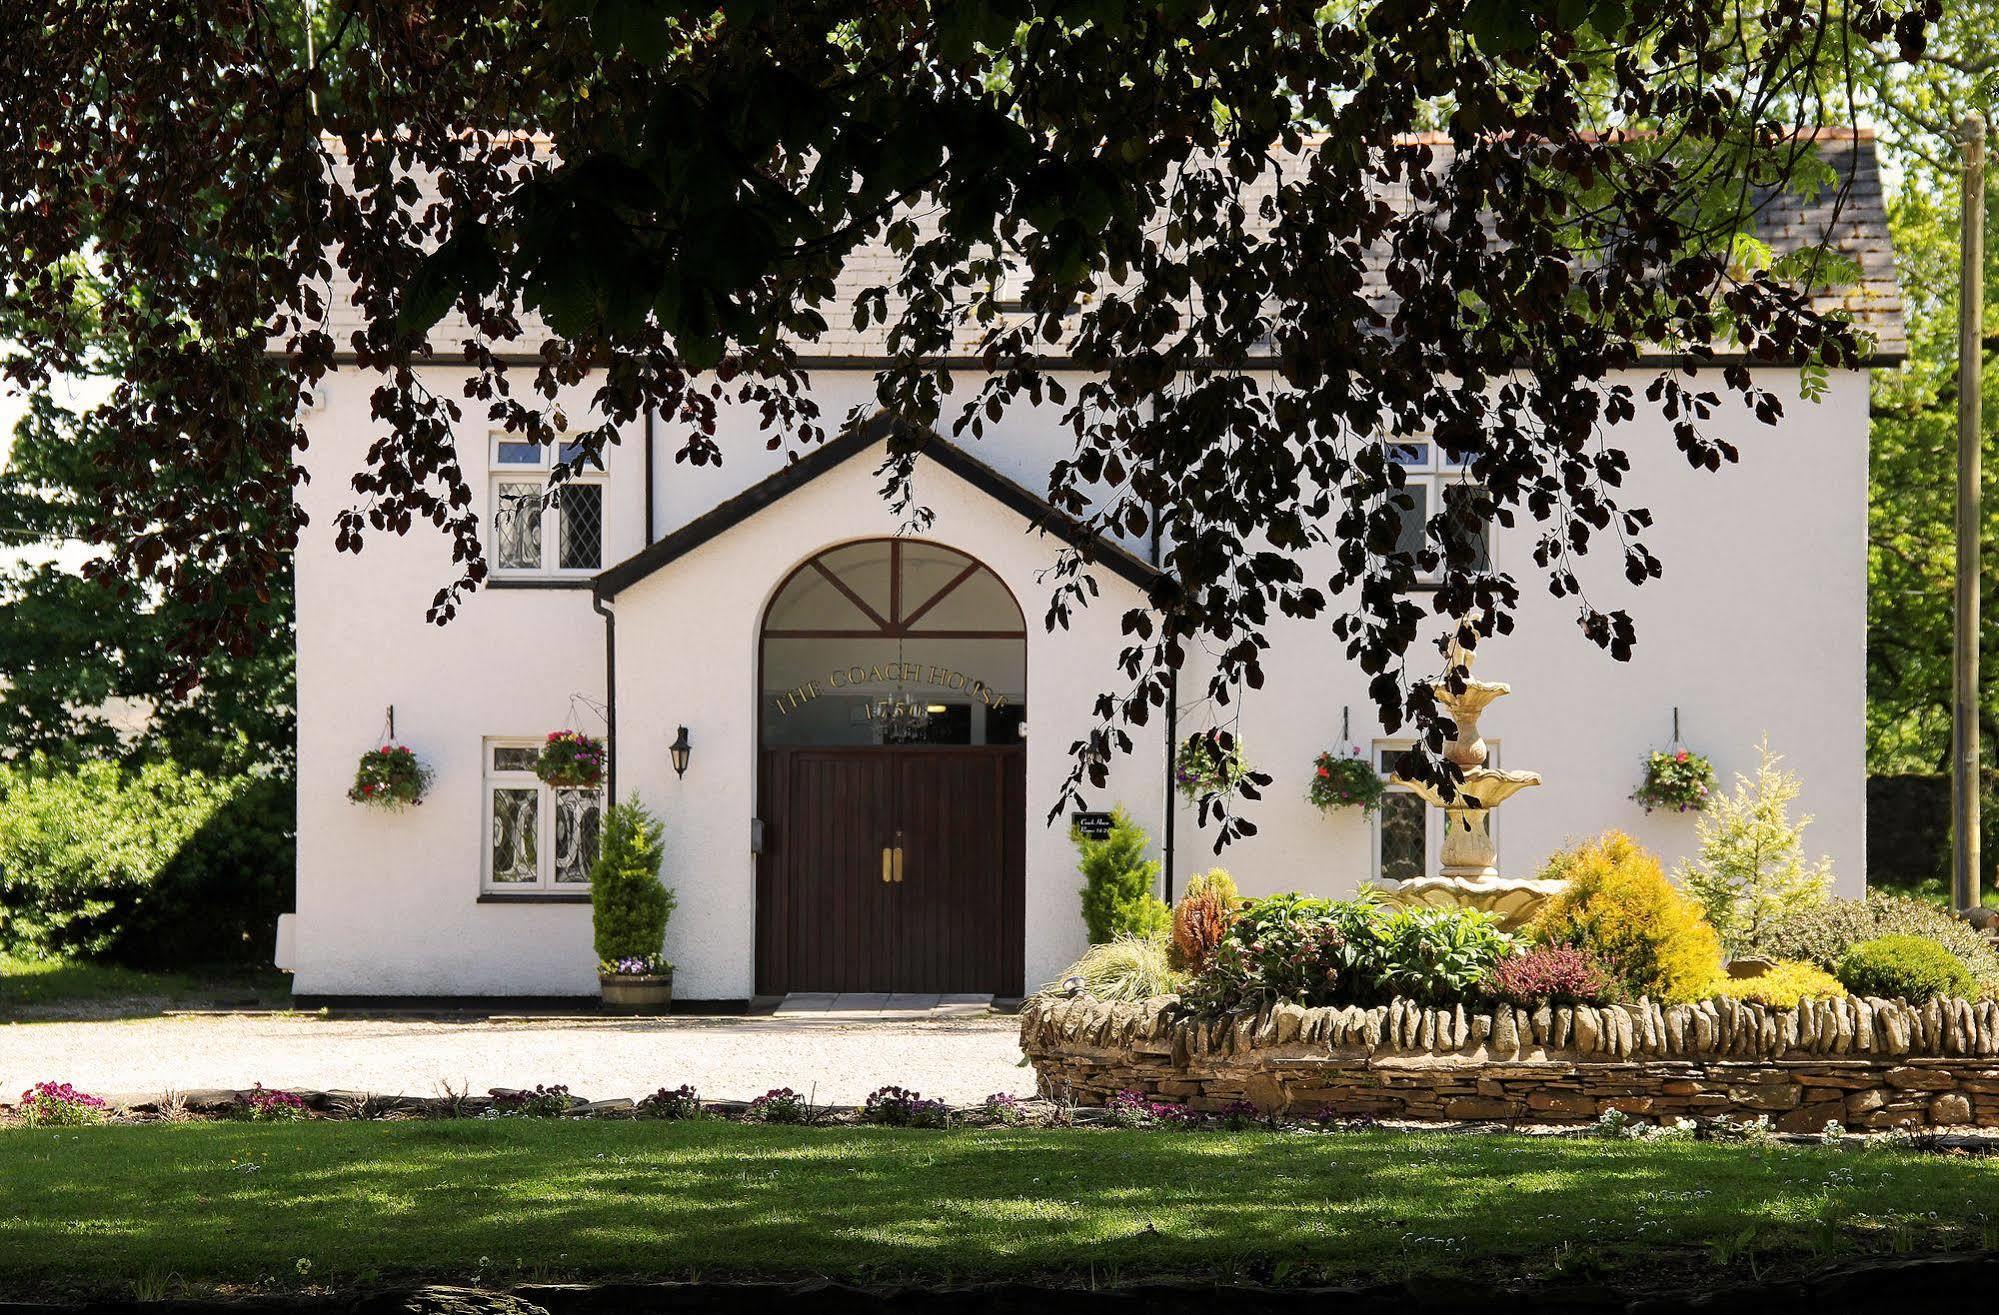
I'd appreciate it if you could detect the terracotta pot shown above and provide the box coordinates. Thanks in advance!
[600,969,674,1014]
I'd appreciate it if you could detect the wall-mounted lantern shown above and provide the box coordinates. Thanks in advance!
[670,725,692,779]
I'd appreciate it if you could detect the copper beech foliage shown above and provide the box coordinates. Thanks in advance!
[0,0,1935,845]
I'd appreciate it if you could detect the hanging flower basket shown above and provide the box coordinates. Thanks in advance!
[1632,748,1716,813]
[348,744,433,811]
[1173,733,1254,803]
[537,730,607,789]
[1308,748,1386,816]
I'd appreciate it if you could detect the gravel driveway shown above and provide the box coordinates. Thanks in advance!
[0,1013,1030,1106]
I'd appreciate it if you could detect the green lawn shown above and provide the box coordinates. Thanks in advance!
[0,952,289,1017]
[2,1121,1996,1297]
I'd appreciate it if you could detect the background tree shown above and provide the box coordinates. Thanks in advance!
[1858,2,1999,779]
[0,0,1937,845]
[0,391,295,775]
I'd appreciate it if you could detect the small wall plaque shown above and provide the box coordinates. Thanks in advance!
[1072,810,1115,842]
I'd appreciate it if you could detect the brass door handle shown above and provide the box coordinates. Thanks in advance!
[893,846,905,883]
[882,847,893,883]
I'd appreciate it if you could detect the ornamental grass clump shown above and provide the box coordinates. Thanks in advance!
[1712,960,1846,1008]
[1527,831,1724,1003]
[1073,806,1169,942]
[591,797,676,975]
[861,1085,949,1128]
[1046,933,1184,1002]
[16,1081,107,1127]
[1168,868,1241,973]
[347,744,432,810]
[1483,945,1618,1007]
[1835,935,1977,1003]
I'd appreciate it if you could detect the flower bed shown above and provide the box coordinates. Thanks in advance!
[1019,992,1999,1131]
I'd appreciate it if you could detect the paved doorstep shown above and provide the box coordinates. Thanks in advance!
[0,1013,1032,1108]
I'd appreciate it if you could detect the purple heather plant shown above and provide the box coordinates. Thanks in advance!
[1104,1088,1203,1129]
[862,1085,949,1128]
[980,1092,1028,1125]
[638,1084,702,1119]
[490,1084,574,1118]
[745,1087,809,1124]
[1483,945,1618,1007]
[17,1081,108,1127]
[1218,1099,1265,1131]
[241,1084,310,1122]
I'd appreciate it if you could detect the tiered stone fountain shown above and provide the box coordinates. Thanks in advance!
[1381,637,1559,929]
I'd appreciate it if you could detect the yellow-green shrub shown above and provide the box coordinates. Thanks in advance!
[1712,960,1846,1007]
[1527,831,1723,1003]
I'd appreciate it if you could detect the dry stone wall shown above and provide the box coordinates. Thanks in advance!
[1019,994,1999,1130]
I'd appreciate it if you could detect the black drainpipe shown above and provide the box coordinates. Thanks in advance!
[643,404,656,546]
[593,592,617,801]
[1150,464,1177,906]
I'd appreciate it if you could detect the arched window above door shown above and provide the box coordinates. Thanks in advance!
[761,540,1026,747]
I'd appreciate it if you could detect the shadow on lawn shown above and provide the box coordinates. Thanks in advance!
[3,1122,1997,1295]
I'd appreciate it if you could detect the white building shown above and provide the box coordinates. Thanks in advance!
[284,136,1902,1003]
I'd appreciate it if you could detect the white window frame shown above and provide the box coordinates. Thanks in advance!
[1370,740,1500,883]
[1383,440,1492,582]
[481,738,602,894]
[488,433,607,579]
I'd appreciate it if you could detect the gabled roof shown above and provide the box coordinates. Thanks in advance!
[320,132,1903,366]
[593,414,1170,600]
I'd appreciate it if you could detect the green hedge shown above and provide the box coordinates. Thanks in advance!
[0,758,293,968]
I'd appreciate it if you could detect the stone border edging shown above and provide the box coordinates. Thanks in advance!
[1019,994,1999,1129]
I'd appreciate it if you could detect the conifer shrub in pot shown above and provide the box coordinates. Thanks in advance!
[591,796,677,1013]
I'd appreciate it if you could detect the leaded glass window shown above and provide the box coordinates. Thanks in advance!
[494,482,543,570]
[488,430,605,576]
[1371,741,1499,883]
[490,787,540,884]
[558,485,603,570]
[484,740,604,893]
[1377,793,1426,883]
[553,788,601,884]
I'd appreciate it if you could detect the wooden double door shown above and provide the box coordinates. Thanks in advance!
[756,745,1025,995]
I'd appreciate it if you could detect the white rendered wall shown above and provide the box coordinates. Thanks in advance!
[291,370,644,996]
[293,361,1868,996]
[1164,369,1871,904]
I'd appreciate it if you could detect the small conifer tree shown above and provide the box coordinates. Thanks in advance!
[1074,806,1169,943]
[1676,740,1832,955]
[591,795,677,970]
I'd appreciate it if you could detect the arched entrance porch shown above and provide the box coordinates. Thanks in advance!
[754,538,1027,995]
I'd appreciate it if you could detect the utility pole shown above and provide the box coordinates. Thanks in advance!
[1954,111,1986,915]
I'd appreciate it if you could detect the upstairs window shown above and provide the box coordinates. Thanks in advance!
[1383,440,1491,582]
[490,433,605,577]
